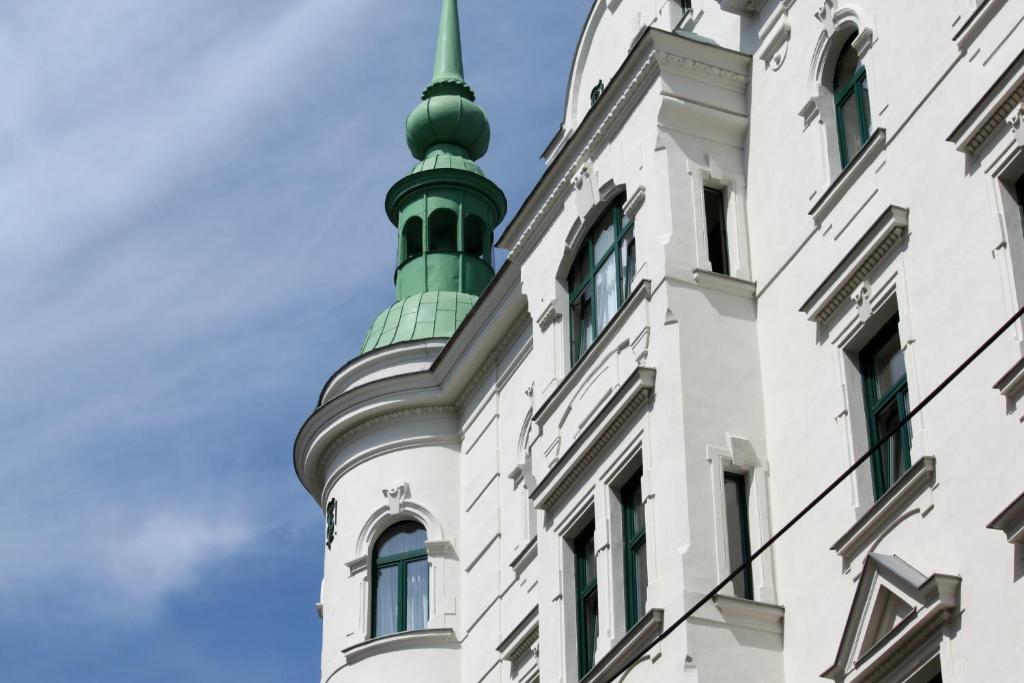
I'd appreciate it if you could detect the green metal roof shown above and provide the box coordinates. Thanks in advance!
[361,291,478,353]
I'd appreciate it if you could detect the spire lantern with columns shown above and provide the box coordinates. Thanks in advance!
[362,0,506,354]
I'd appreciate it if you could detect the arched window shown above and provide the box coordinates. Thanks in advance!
[403,217,423,261]
[568,199,635,365]
[428,209,458,252]
[372,521,428,637]
[833,33,871,167]
[463,214,487,260]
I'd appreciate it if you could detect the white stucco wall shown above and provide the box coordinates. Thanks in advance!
[296,1,1024,681]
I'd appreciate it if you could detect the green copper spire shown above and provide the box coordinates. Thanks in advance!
[433,0,465,85]
[361,0,506,354]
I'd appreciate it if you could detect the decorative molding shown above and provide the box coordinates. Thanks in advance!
[658,51,750,90]
[987,490,1024,544]
[340,628,458,666]
[994,355,1024,402]
[1008,101,1024,148]
[497,606,540,662]
[532,367,656,511]
[801,204,909,325]
[622,184,646,219]
[579,609,664,683]
[509,536,538,574]
[507,50,660,262]
[757,0,795,71]
[573,162,599,219]
[345,554,368,577]
[823,554,961,683]
[317,405,459,483]
[953,0,1010,52]
[688,268,757,298]
[718,0,769,15]
[382,482,410,514]
[831,457,936,564]
[535,301,561,331]
[809,128,887,225]
[455,311,532,409]
[947,49,1024,156]
[711,595,785,635]
[534,280,652,426]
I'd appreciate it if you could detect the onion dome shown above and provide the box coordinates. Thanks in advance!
[405,0,490,160]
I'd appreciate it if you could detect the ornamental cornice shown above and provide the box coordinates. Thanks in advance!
[657,51,750,89]
[455,310,531,408]
[507,50,660,262]
[316,405,459,483]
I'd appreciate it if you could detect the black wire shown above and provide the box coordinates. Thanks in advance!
[601,304,1024,680]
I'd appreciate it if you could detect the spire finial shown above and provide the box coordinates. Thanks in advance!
[433,0,465,83]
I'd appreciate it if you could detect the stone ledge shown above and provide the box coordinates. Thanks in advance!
[809,128,886,226]
[340,628,459,666]
[800,205,909,324]
[712,594,785,635]
[831,457,936,563]
[580,609,664,683]
[988,489,1024,544]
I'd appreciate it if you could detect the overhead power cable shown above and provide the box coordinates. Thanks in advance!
[602,304,1024,681]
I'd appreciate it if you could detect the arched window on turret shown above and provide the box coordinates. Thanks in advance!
[372,521,428,637]
[428,209,458,252]
[463,214,487,260]
[402,217,423,262]
[568,197,635,365]
[832,33,871,168]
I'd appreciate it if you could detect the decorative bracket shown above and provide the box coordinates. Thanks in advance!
[382,482,410,514]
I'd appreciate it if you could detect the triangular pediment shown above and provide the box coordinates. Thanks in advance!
[823,554,961,683]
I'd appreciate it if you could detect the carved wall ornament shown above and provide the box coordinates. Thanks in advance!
[573,162,599,220]
[325,498,337,550]
[382,482,410,514]
[1008,102,1024,148]
[535,301,562,331]
[758,0,795,72]
[852,281,872,322]
[814,0,837,29]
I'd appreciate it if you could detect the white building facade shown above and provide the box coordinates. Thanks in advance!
[294,1,1024,681]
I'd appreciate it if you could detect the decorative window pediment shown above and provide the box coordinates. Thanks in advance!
[823,554,960,683]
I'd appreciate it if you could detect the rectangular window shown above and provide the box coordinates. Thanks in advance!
[703,187,730,275]
[574,524,599,678]
[723,472,754,600]
[621,472,647,629]
[860,317,912,499]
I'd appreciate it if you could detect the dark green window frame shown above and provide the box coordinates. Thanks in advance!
[723,472,754,600]
[569,199,636,366]
[1014,174,1024,232]
[860,317,912,500]
[833,37,871,168]
[621,472,647,629]
[703,186,730,275]
[574,523,599,678]
[371,523,429,638]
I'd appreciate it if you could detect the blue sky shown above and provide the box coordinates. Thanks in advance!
[0,2,590,680]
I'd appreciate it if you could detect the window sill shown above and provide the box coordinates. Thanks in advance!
[830,456,936,565]
[509,536,538,574]
[534,279,651,426]
[953,0,1009,51]
[809,128,886,226]
[690,268,756,298]
[711,594,785,635]
[580,609,664,683]
[988,489,1024,544]
[531,366,656,511]
[340,628,458,666]
[994,355,1024,403]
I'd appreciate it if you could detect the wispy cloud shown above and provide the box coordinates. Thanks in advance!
[0,0,591,679]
